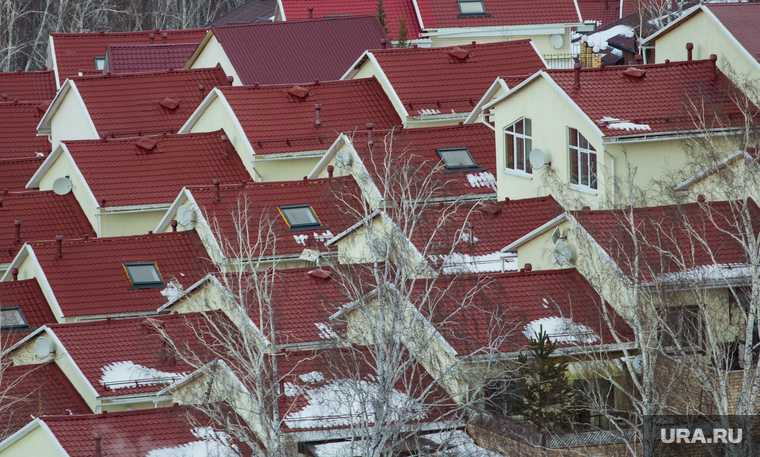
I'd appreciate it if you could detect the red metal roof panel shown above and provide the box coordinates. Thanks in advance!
[105,43,199,74]
[0,157,45,190]
[576,0,640,26]
[0,102,53,158]
[0,71,57,101]
[211,0,277,25]
[415,0,582,29]
[0,278,55,347]
[706,3,760,65]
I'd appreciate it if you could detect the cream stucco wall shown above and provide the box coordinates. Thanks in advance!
[189,34,242,86]
[252,156,324,182]
[427,30,572,57]
[49,89,97,146]
[0,425,64,457]
[97,210,167,237]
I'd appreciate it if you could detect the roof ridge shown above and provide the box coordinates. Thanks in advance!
[188,175,353,191]
[547,59,714,73]
[63,129,225,145]
[41,405,181,421]
[29,230,195,246]
[51,29,207,37]
[373,38,534,53]
[223,76,375,91]
[213,14,379,30]
[0,156,44,163]
[73,66,222,80]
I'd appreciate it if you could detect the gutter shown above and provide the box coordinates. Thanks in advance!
[462,341,637,363]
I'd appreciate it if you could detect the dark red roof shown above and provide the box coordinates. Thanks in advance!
[210,16,391,85]
[577,0,640,26]
[211,0,277,25]
[72,67,230,138]
[29,231,214,317]
[350,124,497,197]
[369,40,544,115]
[0,102,52,158]
[0,191,95,264]
[0,278,55,347]
[105,43,198,74]
[421,269,633,354]
[220,78,401,154]
[0,71,57,101]
[574,199,760,281]
[62,131,250,207]
[0,362,90,438]
[187,177,362,257]
[281,0,422,40]
[415,0,581,29]
[547,60,750,137]
[706,3,760,65]
[0,157,45,191]
[50,29,208,84]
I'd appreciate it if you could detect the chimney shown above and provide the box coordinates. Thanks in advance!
[162,32,168,43]
[14,219,21,243]
[327,165,334,177]
[55,235,63,259]
[198,84,206,101]
[381,38,387,49]
[709,54,717,80]
[314,103,322,127]
[221,134,231,158]
[524,263,532,272]
[213,178,221,203]
[149,33,155,44]
[366,123,374,147]
[686,42,693,61]
[307,5,313,18]
[94,432,102,457]
[10,268,18,281]
[574,62,581,88]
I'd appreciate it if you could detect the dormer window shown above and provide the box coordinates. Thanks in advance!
[0,307,28,332]
[458,0,486,16]
[436,147,484,172]
[94,57,105,70]
[124,262,165,288]
[279,205,325,231]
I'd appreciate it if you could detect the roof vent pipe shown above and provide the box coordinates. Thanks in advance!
[634,54,642,64]
[162,32,168,43]
[14,219,21,243]
[327,165,334,177]
[524,263,532,271]
[381,38,387,49]
[227,76,234,84]
[170,220,178,231]
[686,42,693,61]
[213,178,221,203]
[314,103,322,127]
[10,268,18,281]
[149,33,155,44]
[709,54,717,80]
[2,93,6,101]
[198,84,206,101]
[94,432,102,457]
[367,123,374,147]
[307,5,313,18]
[574,62,581,88]
[221,134,231,157]
[55,235,63,259]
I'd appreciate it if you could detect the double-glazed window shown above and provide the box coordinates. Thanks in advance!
[0,307,27,332]
[458,0,486,16]
[279,205,324,231]
[505,118,532,174]
[436,147,483,172]
[124,262,164,288]
[569,128,597,189]
[94,57,105,70]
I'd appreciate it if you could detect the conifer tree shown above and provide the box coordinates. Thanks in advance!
[397,12,410,47]
[376,0,390,34]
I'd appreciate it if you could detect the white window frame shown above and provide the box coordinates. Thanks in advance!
[504,118,532,175]
[568,128,597,190]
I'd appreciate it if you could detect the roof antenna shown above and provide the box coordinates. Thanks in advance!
[314,103,322,127]
[213,178,221,203]
[14,220,21,243]
[367,123,374,147]
[55,235,63,259]
[308,5,313,19]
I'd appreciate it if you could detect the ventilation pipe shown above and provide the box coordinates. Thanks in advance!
[221,134,231,158]
[307,5,313,18]
[213,178,221,203]
[314,103,322,127]
[171,220,178,232]
[94,432,102,457]
[198,84,206,101]
[10,268,18,281]
[710,54,717,80]
[574,62,581,88]
[162,32,168,43]
[13,219,21,243]
[149,33,155,44]
[686,42,693,61]
[367,123,374,147]
[381,38,387,49]
[55,235,63,259]
[327,165,334,177]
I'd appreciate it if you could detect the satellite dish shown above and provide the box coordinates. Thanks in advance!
[550,34,564,49]
[176,206,196,226]
[529,148,551,169]
[52,177,72,196]
[551,226,562,244]
[34,336,55,358]
[554,241,573,266]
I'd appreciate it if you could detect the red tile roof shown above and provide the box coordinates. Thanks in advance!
[546,60,750,137]
[577,0,639,26]
[422,269,632,354]
[0,278,55,347]
[281,0,422,40]
[0,71,57,101]
[29,231,214,317]
[48,314,216,398]
[0,102,52,158]
[706,3,760,66]
[0,157,45,191]
[0,191,95,265]
[368,40,545,115]
[350,124,498,197]
[0,362,91,438]
[41,407,243,457]
[211,0,277,25]
[73,67,231,138]
[219,78,401,155]
[210,16,391,85]
[105,43,198,74]
[187,177,362,257]
[62,131,250,207]
[574,199,760,281]
[415,0,581,29]
[50,29,208,84]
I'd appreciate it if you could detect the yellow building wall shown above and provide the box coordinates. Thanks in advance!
[0,425,64,457]
[97,210,167,237]
[49,89,97,146]
[189,34,243,86]
[679,157,760,204]
[37,152,97,230]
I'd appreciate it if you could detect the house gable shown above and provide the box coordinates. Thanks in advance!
[37,81,98,146]
[185,32,243,86]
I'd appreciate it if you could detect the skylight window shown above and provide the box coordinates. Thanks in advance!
[0,307,27,331]
[458,0,486,16]
[124,262,165,288]
[436,147,484,172]
[279,205,324,231]
[94,57,105,70]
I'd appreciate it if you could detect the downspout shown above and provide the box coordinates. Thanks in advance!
[604,147,615,206]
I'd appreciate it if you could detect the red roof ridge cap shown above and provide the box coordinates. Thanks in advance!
[73,66,222,80]
[226,77,375,91]
[51,28,207,37]
[47,314,185,330]
[41,405,181,421]
[215,14,379,29]
[30,230,194,246]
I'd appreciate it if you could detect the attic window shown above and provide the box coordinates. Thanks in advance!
[124,262,165,288]
[94,57,105,70]
[279,205,325,231]
[458,0,487,16]
[436,147,484,172]
[0,307,28,331]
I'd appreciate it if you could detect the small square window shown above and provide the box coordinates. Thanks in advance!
[0,307,28,331]
[279,205,324,231]
[436,147,484,173]
[94,57,105,70]
[458,0,486,16]
[124,262,164,288]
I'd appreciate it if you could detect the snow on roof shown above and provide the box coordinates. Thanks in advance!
[522,316,600,344]
[146,428,239,457]
[583,24,635,51]
[99,361,186,391]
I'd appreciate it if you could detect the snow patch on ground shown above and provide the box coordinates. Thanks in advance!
[523,317,599,344]
[99,361,186,390]
[467,172,498,191]
[146,427,238,457]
